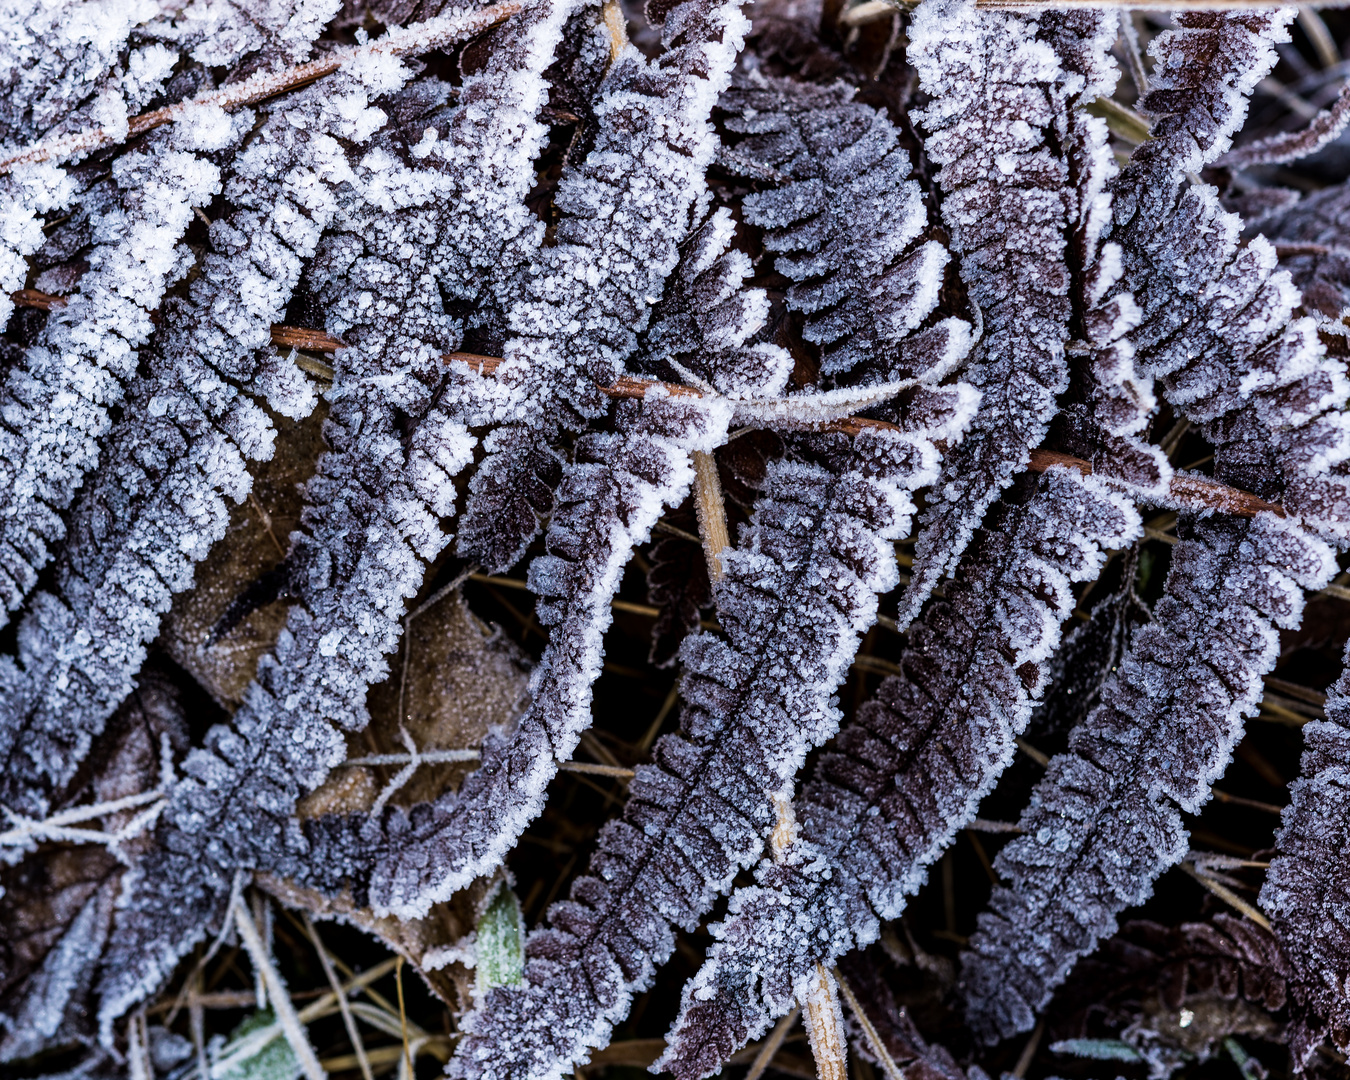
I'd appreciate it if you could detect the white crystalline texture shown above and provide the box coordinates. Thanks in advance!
[1262,180,1350,319]
[0,163,76,329]
[95,2,578,1031]
[448,389,972,1080]
[293,391,731,920]
[1109,11,1350,542]
[456,0,749,571]
[899,0,1090,626]
[0,68,387,830]
[639,207,793,399]
[1262,639,1350,1065]
[726,74,967,385]
[961,513,1335,1042]
[660,467,1139,1080]
[0,113,240,629]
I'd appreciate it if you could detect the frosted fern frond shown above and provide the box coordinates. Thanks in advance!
[94,2,574,1029]
[0,63,392,825]
[0,669,184,1063]
[962,513,1335,1042]
[1261,639,1350,1065]
[0,0,357,624]
[659,466,1139,1079]
[897,0,1094,625]
[1262,180,1350,319]
[288,390,733,918]
[1108,12,1350,541]
[456,0,751,571]
[960,22,1350,1036]
[0,111,245,629]
[8,0,1350,1073]
[448,392,974,1080]
[638,207,793,399]
[723,73,969,386]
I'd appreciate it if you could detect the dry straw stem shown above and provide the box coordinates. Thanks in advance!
[1178,859,1272,929]
[693,450,731,583]
[745,1008,803,1080]
[833,970,904,1080]
[303,913,375,1080]
[802,964,849,1080]
[232,896,327,1080]
[0,2,522,175]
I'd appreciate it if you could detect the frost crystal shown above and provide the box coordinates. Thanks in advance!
[450,392,973,1080]
[899,0,1100,625]
[661,467,1138,1078]
[1262,640,1350,1065]
[963,513,1334,1041]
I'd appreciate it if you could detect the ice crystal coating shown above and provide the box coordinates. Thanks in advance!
[960,14,1350,1037]
[724,73,968,385]
[456,0,753,571]
[290,390,734,917]
[0,64,388,825]
[448,393,975,1080]
[1262,640,1350,1065]
[0,115,240,629]
[5,0,1350,1071]
[660,467,1139,1079]
[1108,11,1350,539]
[1262,180,1350,319]
[94,0,578,1029]
[962,512,1335,1042]
[898,0,1099,624]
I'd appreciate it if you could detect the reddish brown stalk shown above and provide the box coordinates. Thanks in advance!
[10,289,66,311]
[0,2,521,175]
[1,302,1291,521]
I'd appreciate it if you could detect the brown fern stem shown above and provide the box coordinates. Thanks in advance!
[0,2,522,175]
[0,301,1290,520]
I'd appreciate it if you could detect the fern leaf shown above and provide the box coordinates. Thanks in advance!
[723,73,968,386]
[962,513,1334,1042]
[1109,12,1350,540]
[449,392,973,1080]
[0,62,402,823]
[898,1,1106,625]
[0,110,245,629]
[659,466,1138,1079]
[292,390,733,918]
[1261,639,1350,1065]
[93,1,575,1028]
[456,0,749,572]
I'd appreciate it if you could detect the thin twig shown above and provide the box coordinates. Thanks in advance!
[1016,738,1050,768]
[0,4,523,175]
[802,964,848,1080]
[395,957,414,1080]
[11,300,1284,523]
[746,1008,802,1080]
[1012,1020,1045,1079]
[1299,6,1342,69]
[1121,14,1150,96]
[1178,861,1272,929]
[834,970,904,1080]
[232,896,326,1080]
[304,914,375,1080]
[693,450,731,583]
[559,761,636,779]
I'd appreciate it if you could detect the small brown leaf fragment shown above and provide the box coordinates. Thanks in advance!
[161,405,328,708]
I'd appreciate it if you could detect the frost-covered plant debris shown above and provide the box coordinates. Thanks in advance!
[5,0,1350,1078]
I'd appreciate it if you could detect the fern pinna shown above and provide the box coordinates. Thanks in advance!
[4,0,1350,1077]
